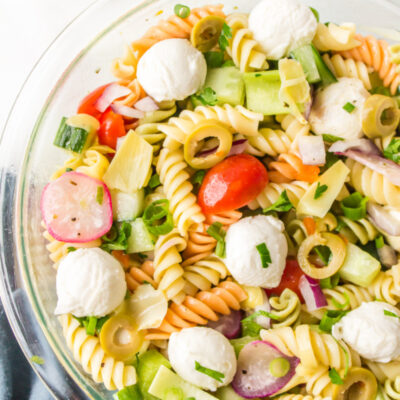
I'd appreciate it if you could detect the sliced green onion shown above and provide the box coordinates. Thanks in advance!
[263,190,293,214]
[384,138,400,163]
[148,174,161,189]
[340,192,368,221]
[322,134,344,143]
[343,102,356,113]
[30,355,45,365]
[85,316,98,336]
[314,245,332,265]
[192,170,206,185]
[96,186,104,205]
[320,273,340,289]
[329,367,344,385]
[207,222,226,258]
[269,357,290,378]
[256,243,271,268]
[331,292,350,310]
[218,23,232,51]
[115,383,142,400]
[314,182,328,199]
[101,222,131,252]
[241,310,280,337]
[375,235,385,249]
[204,51,225,68]
[96,315,110,333]
[222,60,235,67]
[384,309,400,319]
[174,4,190,18]
[310,7,319,22]
[194,361,225,382]
[143,199,174,236]
[319,310,348,333]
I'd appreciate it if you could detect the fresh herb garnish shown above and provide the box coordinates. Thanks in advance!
[320,273,340,289]
[204,51,225,68]
[174,4,190,18]
[218,23,232,51]
[73,315,110,335]
[263,190,293,214]
[148,174,161,189]
[310,7,319,22]
[207,222,226,258]
[192,170,206,186]
[241,310,280,337]
[329,367,344,385]
[96,186,104,205]
[375,235,385,249]
[340,192,368,221]
[101,222,131,252]
[115,384,142,400]
[331,292,350,310]
[67,246,77,253]
[222,60,235,67]
[143,199,174,236]
[314,182,328,199]
[256,243,271,268]
[384,309,400,319]
[30,355,45,365]
[384,138,400,163]
[322,134,344,143]
[65,167,73,172]
[319,310,348,333]
[191,87,218,106]
[194,361,225,382]
[86,316,98,336]
[343,102,356,113]
[314,245,332,265]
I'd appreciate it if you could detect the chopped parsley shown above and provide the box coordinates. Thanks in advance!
[343,102,356,113]
[384,138,400,163]
[241,310,279,337]
[191,170,206,186]
[218,23,232,51]
[263,190,293,214]
[314,182,328,199]
[148,174,161,189]
[207,222,226,258]
[191,87,218,106]
[204,51,225,68]
[329,367,344,385]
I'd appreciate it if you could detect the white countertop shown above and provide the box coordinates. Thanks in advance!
[0,0,93,134]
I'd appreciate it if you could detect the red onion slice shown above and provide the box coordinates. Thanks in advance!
[329,138,381,156]
[232,341,299,399]
[110,103,144,119]
[299,275,327,312]
[367,202,400,237]
[378,245,398,267]
[135,96,159,112]
[298,135,326,165]
[95,83,131,113]
[197,139,248,158]
[206,310,243,339]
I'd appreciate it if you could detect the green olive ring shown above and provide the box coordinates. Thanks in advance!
[190,15,226,52]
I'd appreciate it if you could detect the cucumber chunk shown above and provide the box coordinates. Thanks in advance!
[339,243,381,287]
[290,45,321,83]
[215,385,255,400]
[111,189,145,221]
[137,350,171,400]
[205,67,245,106]
[114,384,142,400]
[148,365,218,400]
[127,218,155,253]
[243,71,289,115]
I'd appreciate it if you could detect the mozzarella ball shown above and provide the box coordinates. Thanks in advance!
[55,248,126,317]
[168,327,237,391]
[248,0,317,60]
[137,39,207,102]
[332,301,400,363]
[309,77,370,140]
[225,215,288,288]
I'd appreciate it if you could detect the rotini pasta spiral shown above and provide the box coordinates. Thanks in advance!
[114,78,146,108]
[340,34,400,95]
[276,396,329,400]
[270,289,301,328]
[248,181,310,210]
[145,281,247,340]
[322,53,372,90]
[368,264,400,305]
[302,367,336,398]
[313,22,360,52]
[384,377,400,400]
[226,13,268,72]
[260,324,361,372]
[346,159,400,207]
[126,260,157,291]
[59,314,136,390]
[156,148,205,235]
[153,229,187,303]
[338,216,378,245]
[366,359,400,383]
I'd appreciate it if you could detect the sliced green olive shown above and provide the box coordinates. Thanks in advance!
[184,121,232,169]
[362,94,400,138]
[331,367,377,400]
[190,16,226,52]
[99,314,146,363]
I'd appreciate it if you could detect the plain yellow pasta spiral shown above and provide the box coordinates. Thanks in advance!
[365,360,400,383]
[260,324,360,372]
[270,289,301,328]
[301,367,337,399]
[157,148,205,235]
[276,396,329,400]
[226,13,268,72]
[346,159,400,207]
[322,53,372,90]
[384,377,400,399]
[368,265,400,305]
[153,229,187,303]
[59,314,136,390]
[338,216,378,245]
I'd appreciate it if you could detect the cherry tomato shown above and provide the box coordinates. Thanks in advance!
[77,84,111,120]
[98,109,126,149]
[265,259,304,302]
[198,154,268,214]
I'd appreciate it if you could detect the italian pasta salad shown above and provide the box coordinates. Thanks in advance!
[40,0,400,399]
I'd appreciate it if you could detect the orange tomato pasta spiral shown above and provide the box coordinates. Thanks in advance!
[182,210,242,266]
[339,34,400,95]
[268,153,320,184]
[145,281,247,340]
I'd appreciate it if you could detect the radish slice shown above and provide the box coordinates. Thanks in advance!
[232,341,299,399]
[110,103,144,119]
[95,83,131,113]
[41,172,113,243]
[206,310,243,339]
[298,135,326,165]
[135,96,159,112]
[299,275,327,312]
[367,202,400,237]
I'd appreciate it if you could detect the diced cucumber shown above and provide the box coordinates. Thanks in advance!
[136,350,171,400]
[148,365,218,400]
[54,117,93,154]
[114,384,142,400]
[127,218,155,253]
[205,67,245,106]
[339,243,381,287]
[111,189,145,221]
[215,385,255,400]
[290,45,321,83]
[310,44,337,87]
[164,387,184,400]
[243,71,289,115]
[296,160,350,218]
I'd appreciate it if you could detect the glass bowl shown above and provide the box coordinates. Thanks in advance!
[1,0,400,398]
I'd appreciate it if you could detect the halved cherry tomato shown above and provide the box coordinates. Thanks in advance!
[98,109,126,149]
[77,83,111,120]
[265,259,304,302]
[198,154,269,214]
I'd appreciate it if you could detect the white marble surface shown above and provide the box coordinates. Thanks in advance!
[0,0,93,134]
